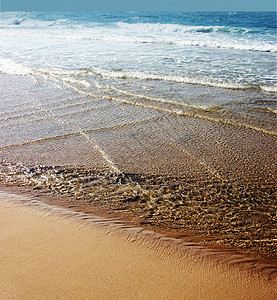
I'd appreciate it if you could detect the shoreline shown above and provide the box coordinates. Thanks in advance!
[1,10,276,297]
[1,160,276,263]
[1,185,277,270]
[0,187,276,299]
[1,74,276,285]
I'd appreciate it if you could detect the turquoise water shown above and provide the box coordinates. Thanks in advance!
[0,11,276,130]
[0,11,276,90]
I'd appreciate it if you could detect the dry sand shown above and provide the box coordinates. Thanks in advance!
[0,190,276,300]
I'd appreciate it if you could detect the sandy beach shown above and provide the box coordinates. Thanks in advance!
[1,189,276,300]
[1,9,277,299]
[0,71,276,298]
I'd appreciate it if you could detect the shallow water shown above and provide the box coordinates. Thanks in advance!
[0,10,276,260]
[0,74,276,259]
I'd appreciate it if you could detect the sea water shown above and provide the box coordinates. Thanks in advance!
[1,11,277,168]
[0,11,276,107]
[0,12,277,254]
[0,11,276,149]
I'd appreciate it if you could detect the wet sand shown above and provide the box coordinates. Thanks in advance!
[0,73,277,299]
[0,74,277,261]
[1,190,276,300]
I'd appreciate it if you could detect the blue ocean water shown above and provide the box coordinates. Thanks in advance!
[0,11,276,89]
[1,12,277,264]
[0,11,276,128]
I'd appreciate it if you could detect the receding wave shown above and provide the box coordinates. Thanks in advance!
[0,56,276,97]
[0,58,32,76]
[89,68,276,92]
[43,71,276,136]
[261,85,277,93]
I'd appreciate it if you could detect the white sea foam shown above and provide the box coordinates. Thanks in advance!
[261,86,277,93]
[89,68,251,90]
[0,58,32,76]
[55,76,91,87]
[0,12,276,92]
[0,56,275,94]
[116,22,252,35]
[1,20,276,53]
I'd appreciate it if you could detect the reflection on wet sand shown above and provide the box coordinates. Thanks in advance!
[0,74,276,261]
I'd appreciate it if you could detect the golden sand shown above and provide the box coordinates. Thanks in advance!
[0,190,276,300]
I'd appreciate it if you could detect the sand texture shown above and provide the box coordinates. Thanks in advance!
[1,190,277,300]
[0,74,277,260]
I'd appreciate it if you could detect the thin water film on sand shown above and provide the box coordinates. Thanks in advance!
[0,75,276,260]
